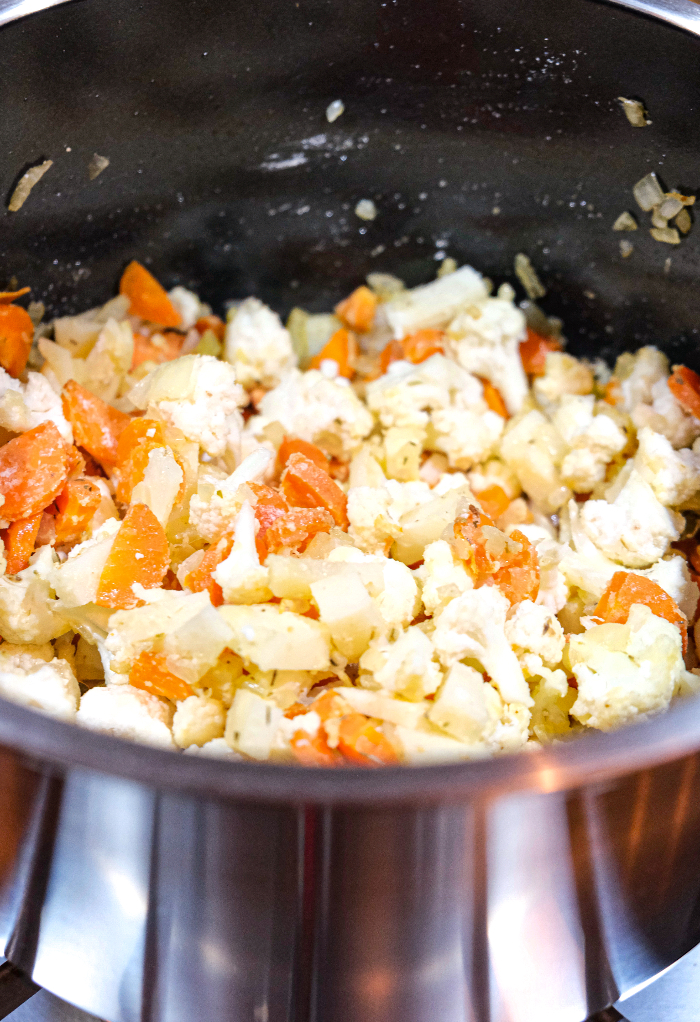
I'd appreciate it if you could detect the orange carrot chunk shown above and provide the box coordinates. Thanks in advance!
[337,713,398,766]
[119,260,182,328]
[401,328,445,365]
[519,329,562,376]
[0,421,72,520]
[479,378,508,418]
[129,651,194,702]
[474,484,510,521]
[280,452,349,528]
[595,571,687,652]
[264,508,334,554]
[62,380,131,471]
[603,377,622,406]
[290,729,343,767]
[308,327,357,379]
[54,477,102,545]
[131,330,184,370]
[95,503,170,609]
[668,365,700,420]
[0,302,34,378]
[276,437,330,474]
[195,314,226,341]
[0,288,31,303]
[379,339,405,375]
[186,533,234,608]
[335,285,378,333]
[2,513,43,574]
[490,529,540,605]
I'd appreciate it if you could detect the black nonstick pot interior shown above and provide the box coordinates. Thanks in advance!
[1,0,700,371]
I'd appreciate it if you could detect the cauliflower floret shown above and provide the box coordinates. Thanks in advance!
[504,599,565,667]
[417,539,473,615]
[569,604,688,730]
[360,626,443,701]
[618,346,669,412]
[632,377,700,450]
[366,353,480,429]
[224,297,295,388]
[634,427,700,506]
[500,409,571,513]
[580,467,683,568]
[224,688,283,760]
[250,368,373,458]
[533,352,594,411]
[0,548,68,644]
[347,479,434,554]
[644,556,699,622]
[554,396,628,493]
[383,264,489,338]
[172,694,226,748]
[129,355,247,458]
[189,447,273,542]
[0,368,73,442]
[213,501,272,604]
[76,684,175,747]
[432,586,533,706]
[168,286,209,329]
[0,646,79,721]
[430,405,504,470]
[448,296,528,415]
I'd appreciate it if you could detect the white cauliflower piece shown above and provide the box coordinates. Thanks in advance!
[504,599,565,667]
[250,368,373,457]
[430,404,505,470]
[644,556,699,622]
[366,353,480,430]
[580,468,683,568]
[218,604,330,671]
[49,517,121,608]
[360,626,443,701]
[225,688,283,760]
[213,501,272,604]
[500,409,571,513]
[0,368,73,442]
[632,377,700,449]
[0,647,79,721]
[554,396,628,493]
[431,587,533,706]
[172,694,226,748]
[168,286,209,329]
[427,662,502,743]
[130,447,183,527]
[129,355,247,458]
[0,548,68,643]
[189,447,273,542]
[417,539,473,615]
[634,427,700,506]
[76,685,175,748]
[533,352,594,411]
[383,264,489,338]
[569,604,687,729]
[185,737,240,759]
[224,297,295,388]
[448,296,528,414]
[346,478,434,554]
[618,346,669,412]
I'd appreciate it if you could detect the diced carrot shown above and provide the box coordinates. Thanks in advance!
[277,437,330,474]
[35,510,56,548]
[131,330,184,369]
[519,329,562,376]
[186,533,234,607]
[62,380,130,471]
[280,452,349,528]
[95,503,170,609]
[401,328,445,365]
[335,285,378,333]
[116,436,168,504]
[2,513,42,574]
[284,702,308,719]
[475,484,510,521]
[603,377,622,406]
[195,315,226,341]
[66,445,86,479]
[0,288,30,303]
[0,302,34,378]
[115,417,168,466]
[119,261,182,328]
[452,503,498,577]
[0,421,72,520]
[479,378,508,418]
[54,477,101,545]
[309,688,349,721]
[490,529,540,605]
[668,365,700,420]
[595,571,687,652]
[379,339,405,375]
[308,327,358,379]
[337,713,398,766]
[265,508,334,554]
[291,729,343,767]
[247,482,289,559]
[129,651,194,702]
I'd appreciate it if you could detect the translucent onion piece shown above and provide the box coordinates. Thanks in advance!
[658,196,683,220]
[619,240,634,258]
[667,191,696,207]
[613,211,637,231]
[617,97,651,127]
[326,100,345,123]
[675,208,692,235]
[651,207,669,229]
[88,154,110,180]
[650,226,681,245]
[633,172,665,212]
[355,199,377,221]
[514,253,546,299]
[7,160,53,212]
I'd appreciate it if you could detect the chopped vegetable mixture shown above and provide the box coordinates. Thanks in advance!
[0,261,699,766]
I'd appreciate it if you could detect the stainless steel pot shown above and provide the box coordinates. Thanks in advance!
[2,0,700,1019]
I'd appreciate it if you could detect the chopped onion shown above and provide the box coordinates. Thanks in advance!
[633,172,665,211]
[675,207,692,234]
[651,206,668,229]
[514,253,546,299]
[667,191,695,207]
[7,159,53,212]
[326,100,344,123]
[617,97,651,127]
[650,226,680,245]
[366,272,405,298]
[613,211,637,231]
[658,196,683,220]
[437,256,458,278]
[355,199,377,221]
[619,239,634,258]
[88,154,110,180]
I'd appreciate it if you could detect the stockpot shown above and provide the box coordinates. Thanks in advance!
[2,0,700,1019]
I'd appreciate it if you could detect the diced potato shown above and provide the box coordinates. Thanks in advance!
[267,555,384,601]
[310,573,379,661]
[500,410,571,513]
[393,724,485,763]
[224,689,283,759]
[384,426,423,482]
[334,686,428,728]
[217,604,331,670]
[391,484,473,565]
[427,662,501,742]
